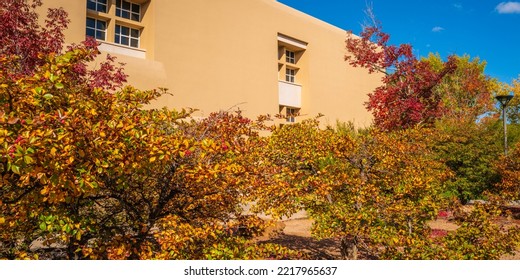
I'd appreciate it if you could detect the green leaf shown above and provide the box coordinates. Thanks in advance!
[43,93,53,100]
[11,164,20,174]
[23,155,33,164]
[55,83,64,89]
[39,222,46,231]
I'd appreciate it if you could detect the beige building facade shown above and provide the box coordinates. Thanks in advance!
[41,0,382,126]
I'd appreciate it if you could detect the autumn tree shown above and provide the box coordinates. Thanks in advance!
[250,120,453,259]
[251,118,520,259]
[345,20,457,131]
[498,76,520,125]
[494,141,520,200]
[419,54,503,202]
[424,54,496,123]
[0,0,301,260]
[0,0,68,78]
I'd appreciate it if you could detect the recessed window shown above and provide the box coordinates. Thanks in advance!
[115,24,140,48]
[87,0,108,13]
[86,17,106,41]
[286,50,295,64]
[116,0,141,22]
[286,107,298,123]
[286,68,296,83]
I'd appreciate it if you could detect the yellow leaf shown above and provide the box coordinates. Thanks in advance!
[149,156,156,163]
[0,217,5,224]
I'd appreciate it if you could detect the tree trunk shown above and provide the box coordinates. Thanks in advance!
[341,235,358,260]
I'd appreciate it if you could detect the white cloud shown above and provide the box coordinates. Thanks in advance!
[453,3,463,9]
[496,2,520,14]
[432,26,444,32]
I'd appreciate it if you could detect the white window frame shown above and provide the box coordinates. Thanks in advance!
[286,50,295,64]
[116,0,141,22]
[115,24,140,48]
[86,17,107,41]
[285,68,296,83]
[87,0,108,13]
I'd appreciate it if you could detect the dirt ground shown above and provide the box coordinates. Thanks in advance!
[258,213,520,260]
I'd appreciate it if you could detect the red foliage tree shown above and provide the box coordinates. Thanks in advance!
[346,23,457,130]
[0,0,126,90]
[0,0,68,78]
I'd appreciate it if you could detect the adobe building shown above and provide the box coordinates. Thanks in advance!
[40,0,382,127]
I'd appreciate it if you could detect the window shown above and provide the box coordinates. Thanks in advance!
[87,0,108,13]
[285,68,296,83]
[286,107,298,123]
[116,0,141,22]
[115,24,140,48]
[86,17,106,41]
[286,50,295,64]
[85,0,147,58]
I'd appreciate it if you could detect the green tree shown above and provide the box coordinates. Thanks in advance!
[432,119,502,203]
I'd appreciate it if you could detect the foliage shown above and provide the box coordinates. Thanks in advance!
[251,120,454,259]
[0,0,298,260]
[424,54,496,123]
[502,76,520,124]
[2,0,520,260]
[345,23,457,131]
[431,119,502,203]
[495,141,520,200]
[0,0,68,78]
[246,118,340,219]
[415,199,520,260]
[251,119,520,259]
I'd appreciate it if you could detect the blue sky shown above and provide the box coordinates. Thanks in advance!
[277,0,520,84]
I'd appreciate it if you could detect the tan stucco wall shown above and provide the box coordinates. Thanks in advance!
[39,0,382,127]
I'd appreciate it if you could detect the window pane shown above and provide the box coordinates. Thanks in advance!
[116,0,121,7]
[130,39,139,48]
[98,3,106,13]
[86,17,95,27]
[96,20,105,29]
[123,1,130,10]
[96,30,105,40]
[115,25,121,34]
[116,9,121,17]
[86,28,95,37]
[121,26,129,35]
[286,51,295,63]
[130,28,139,38]
[121,37,129,46]
[131,12,139,21]
[132,4,140,13]
[122,10,130,19]
[115,35,120,44]
[87,0,96,10]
